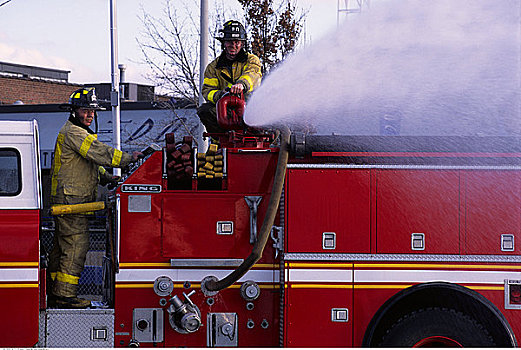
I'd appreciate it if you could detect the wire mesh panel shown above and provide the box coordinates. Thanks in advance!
[41,215,107,300]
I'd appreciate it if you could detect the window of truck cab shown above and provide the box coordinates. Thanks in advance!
[0,148,21,196]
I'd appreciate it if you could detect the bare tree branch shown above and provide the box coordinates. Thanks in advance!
[137,0,203,105]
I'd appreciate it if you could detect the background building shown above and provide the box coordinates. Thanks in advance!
[0,61,81,104]
[0,61,165,105]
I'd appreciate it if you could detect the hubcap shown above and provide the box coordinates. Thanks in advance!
[413,336,463,347]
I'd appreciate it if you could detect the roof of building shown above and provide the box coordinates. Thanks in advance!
[0,61,70,82]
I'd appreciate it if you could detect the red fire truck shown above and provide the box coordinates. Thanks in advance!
[2,118,521,347]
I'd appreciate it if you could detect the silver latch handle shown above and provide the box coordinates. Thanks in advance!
[270,226,283,259]
[183,290,196,306]
[245,196,262,244]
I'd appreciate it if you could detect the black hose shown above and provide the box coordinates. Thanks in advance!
[203,126,290,292]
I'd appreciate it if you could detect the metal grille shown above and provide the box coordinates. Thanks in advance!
[279,185,285,347]
[287,163,521,170]
[284,252,521,263]
[41,215,106,299]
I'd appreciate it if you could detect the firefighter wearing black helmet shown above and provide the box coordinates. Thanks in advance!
[48,87,142,308]
[197,20,262,133]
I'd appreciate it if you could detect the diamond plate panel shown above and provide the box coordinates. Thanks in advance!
[284,252,521,263]
[45,309,114,348]
[38,310,47,347]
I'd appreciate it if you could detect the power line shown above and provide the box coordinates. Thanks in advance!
[0,0,13,8]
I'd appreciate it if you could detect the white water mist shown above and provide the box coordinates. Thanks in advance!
[244,0,521,136]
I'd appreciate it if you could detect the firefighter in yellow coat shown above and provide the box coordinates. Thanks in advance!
[197,20,262,133]
[48,87,141,308]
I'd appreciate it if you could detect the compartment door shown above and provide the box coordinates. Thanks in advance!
[377,170,460,254]
[465,171,521,254]
[285,263,353,347]
[286,169,371,254]
[162,194,265,259]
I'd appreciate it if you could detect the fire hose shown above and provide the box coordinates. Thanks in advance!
[202,125,290,293]
[50,201,105,215]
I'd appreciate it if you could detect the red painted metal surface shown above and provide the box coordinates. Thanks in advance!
[464,171,521,255]
[285,286,353,347]
[7,121,521,348]
[377,170,460,254]
[0,209,39,347]
[282,165,521,347]
[39,138,521,347]
[162,193,273,261]
[0,288,39,347]
[286,169,371,253]
[118,193,163,263]
[226,150,279,193]
[92,145,521,348]
[123,151,163,185]
[118,151,166,263]
[312,152,521,158]
[119,150,279,262]
[0,210,40,261]
[115,146,280,347]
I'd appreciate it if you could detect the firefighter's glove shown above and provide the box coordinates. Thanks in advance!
[107,176,121,191]
[132,151,144,162]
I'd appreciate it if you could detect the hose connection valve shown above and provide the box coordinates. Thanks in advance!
[240,280,260,301]
[167,290,202,334]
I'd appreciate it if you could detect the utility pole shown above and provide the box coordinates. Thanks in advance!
[110,0,121,176]
[200,0,208,106]
[199,0,209,151]
[337,0,370,26]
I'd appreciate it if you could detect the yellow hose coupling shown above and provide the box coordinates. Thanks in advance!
[51,201,105,215]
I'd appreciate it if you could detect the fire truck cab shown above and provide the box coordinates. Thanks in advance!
[0,120,41,347]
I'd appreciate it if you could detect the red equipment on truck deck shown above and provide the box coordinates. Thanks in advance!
[216,92,246,131]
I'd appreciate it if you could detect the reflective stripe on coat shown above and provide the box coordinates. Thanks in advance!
[51,120,132,198]
[202,52,262,104]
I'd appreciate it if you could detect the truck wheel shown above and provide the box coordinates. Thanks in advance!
[379,307,496,347]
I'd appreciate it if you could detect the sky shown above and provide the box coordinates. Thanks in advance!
[0,0,348,85]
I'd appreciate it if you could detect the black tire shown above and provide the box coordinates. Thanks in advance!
[379,307,496,347]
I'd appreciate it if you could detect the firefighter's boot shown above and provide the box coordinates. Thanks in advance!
[46,269,56,306]
[49,295,91,309]
[47,291,58,308]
